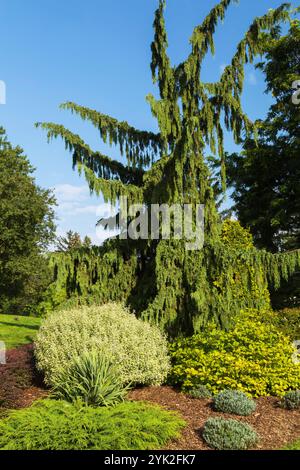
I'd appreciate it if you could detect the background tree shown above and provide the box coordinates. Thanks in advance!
[0,128,56,315]
[56,232,92,252]
[38,1,300,335]
[83,236,92,249]
[216,20,300,308]
[56,231,82,252]
[224,21,300,253]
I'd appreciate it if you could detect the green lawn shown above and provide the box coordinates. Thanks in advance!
[0,315,41,350]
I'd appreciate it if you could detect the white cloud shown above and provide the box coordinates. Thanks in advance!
[53,184,119,246]
[73,205,100,215]
[54,184,89,203]
[220,64,226,74]
[58,202,78,212]
[54,184,94,216]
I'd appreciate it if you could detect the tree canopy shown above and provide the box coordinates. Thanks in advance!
[0,128,56,314]
[224,21,300,253]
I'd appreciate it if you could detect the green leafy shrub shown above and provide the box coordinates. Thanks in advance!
[202,417,258,450]
[281,390,300,410]
[0,399,185,450]
[169,313,300,397]
[35,303,170,387]
[51,350,129,406]
[213,390,256,416]
[188,385,212,399]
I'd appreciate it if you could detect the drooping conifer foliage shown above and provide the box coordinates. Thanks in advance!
[37,1,300,335]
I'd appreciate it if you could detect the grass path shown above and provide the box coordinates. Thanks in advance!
[0,315,41,350]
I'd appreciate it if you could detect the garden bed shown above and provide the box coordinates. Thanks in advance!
[129,387,300,450]
[1,345,299,450]
[0,344,47,412]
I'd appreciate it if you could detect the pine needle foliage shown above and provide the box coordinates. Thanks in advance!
[37,1,299,335]
[0,400,185,450]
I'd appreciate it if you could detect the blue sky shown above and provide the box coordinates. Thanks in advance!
[0,0,296,245]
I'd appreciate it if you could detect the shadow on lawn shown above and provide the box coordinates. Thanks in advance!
[0,321,40,331]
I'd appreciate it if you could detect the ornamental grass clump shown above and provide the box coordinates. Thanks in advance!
[51,350,129,407]
[35,303,170,387]
[203,417,259,450]
[213,390,256,416]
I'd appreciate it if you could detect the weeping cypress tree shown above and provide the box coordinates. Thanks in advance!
[37,0,300,335]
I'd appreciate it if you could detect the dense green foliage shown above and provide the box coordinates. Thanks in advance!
[213,390,256,416]
[0,315,41,350]
[224,22,300,253]
[0,129,56,315]
[51,350,129,406]
[43,220,300,335]
[0,399,185,450]
[168,311,300,397]
[202,417,258,450]
[35,303,170,387]
[36,1,299,335]
[281,390,300,410]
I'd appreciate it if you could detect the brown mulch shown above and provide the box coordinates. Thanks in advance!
[129,386,300,450]
[1,346,299,450]
[0,344,48,413]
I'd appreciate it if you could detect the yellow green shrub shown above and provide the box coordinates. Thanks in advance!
[168,313,300,397]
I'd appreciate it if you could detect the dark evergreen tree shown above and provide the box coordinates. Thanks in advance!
[214,20,300,309]
[224,21,300,253]
[37,1,300,335]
